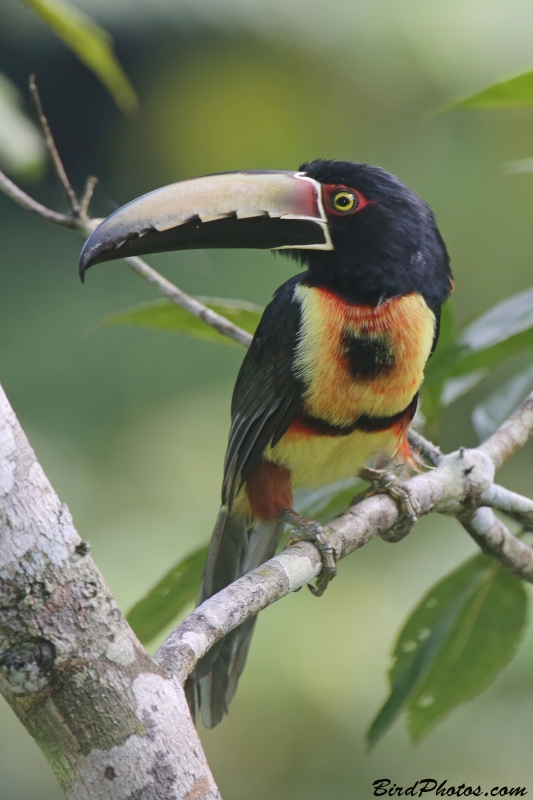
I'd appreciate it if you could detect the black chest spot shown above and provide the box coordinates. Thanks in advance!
[342,330,396,379]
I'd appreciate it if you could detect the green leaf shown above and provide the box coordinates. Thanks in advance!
[459,286,533,353]
[453,327,533,376]
[430,286,533,381]
[127,545,208,645]
[420,301,461,433]
[445,70,533,111]
[366,569,478,749]
[367,554,528,748]
[408,558,528,741]
[440,369,489,408]
[0,72,46,178]
[422,289,533,431]
[91,297,264,346]
[472,363,533,441]
[22,0,138,112]
[435,299,457,353]
[444,285,533,380]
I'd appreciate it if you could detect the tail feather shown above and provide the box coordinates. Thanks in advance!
[189,506,284,728]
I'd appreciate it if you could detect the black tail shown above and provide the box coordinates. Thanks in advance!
[187,505,284,728]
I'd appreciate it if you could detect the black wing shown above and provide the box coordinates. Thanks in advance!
[222,276,305,507]
[428,307,441,359]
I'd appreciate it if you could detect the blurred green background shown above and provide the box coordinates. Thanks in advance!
[2,0,533,797]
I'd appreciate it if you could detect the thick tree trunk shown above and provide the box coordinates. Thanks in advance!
[0,384,220,800]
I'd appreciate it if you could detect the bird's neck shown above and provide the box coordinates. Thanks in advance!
[297,246,450,311]
[300,264,408,306]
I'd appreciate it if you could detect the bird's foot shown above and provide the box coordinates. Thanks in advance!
[357,466,421,543]
[281,509,337,597]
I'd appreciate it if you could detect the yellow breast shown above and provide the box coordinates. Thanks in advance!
[268,425,406,488]
[293,285,435,425]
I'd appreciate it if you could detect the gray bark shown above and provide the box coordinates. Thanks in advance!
[0,384,220,800]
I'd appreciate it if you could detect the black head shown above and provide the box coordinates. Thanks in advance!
[291,159,452,310]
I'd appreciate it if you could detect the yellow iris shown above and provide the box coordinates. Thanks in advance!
[332,189,357,213]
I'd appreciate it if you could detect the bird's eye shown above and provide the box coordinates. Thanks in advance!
[330,189,358,214]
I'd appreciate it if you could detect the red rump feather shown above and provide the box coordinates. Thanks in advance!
[246,459,293,521]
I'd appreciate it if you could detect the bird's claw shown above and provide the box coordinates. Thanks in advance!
[281,509,337,596]
[357,466,421,542]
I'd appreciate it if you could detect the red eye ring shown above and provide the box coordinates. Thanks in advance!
[323,184,370,216]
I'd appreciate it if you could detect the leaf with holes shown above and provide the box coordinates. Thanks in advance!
[367,554,528,748]
[127,545,208,645]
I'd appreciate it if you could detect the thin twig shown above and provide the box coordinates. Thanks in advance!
[29,75,81,215]
[408,428,443,466]
[80,175,98,217]
[123,256,253,348]
[458,506,533,581]
[0,167,80,229]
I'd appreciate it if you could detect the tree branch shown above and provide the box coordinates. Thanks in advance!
[156,391,533,682]
[408,428,443,466]
[29,76,81,216]
[480,483,533,527]
[0,83,253,350]
[458,507,533,581]
[0,168,80,229]
[80,176,98,217]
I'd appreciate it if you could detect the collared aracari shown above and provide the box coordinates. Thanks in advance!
[79,159,452,728]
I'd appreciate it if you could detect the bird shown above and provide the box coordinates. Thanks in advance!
[79,159,453,728]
